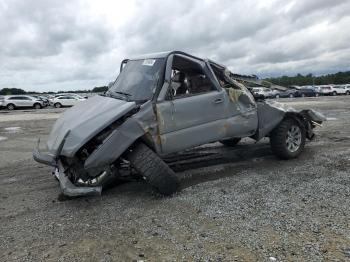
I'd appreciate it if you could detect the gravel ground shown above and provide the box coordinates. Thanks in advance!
[0,96,350,261]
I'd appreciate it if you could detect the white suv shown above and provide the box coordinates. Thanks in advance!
[1,95,45,110]
[333,85,349,95]
[251,87,278,98]
[51,95,86,108]
[318,85,337,96]
[334,85,350,95]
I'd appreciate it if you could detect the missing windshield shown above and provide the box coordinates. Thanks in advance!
[109,58,165,102]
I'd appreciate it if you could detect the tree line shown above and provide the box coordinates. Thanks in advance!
[2,71,350,95]
[0,86,108,95]
[265,71,350,87]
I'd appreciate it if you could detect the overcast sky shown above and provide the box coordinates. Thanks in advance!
[1,0,349,92]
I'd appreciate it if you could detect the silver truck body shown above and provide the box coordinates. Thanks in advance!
[33,51,326,197]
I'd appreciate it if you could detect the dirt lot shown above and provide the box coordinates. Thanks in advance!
[1,97,350,261]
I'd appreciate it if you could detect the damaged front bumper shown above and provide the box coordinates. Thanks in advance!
[33,140,102,197]
[55,161,102,197]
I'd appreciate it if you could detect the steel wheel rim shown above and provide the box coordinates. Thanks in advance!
[286,125,301,152]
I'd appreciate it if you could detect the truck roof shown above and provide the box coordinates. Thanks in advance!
[127,50,205,62]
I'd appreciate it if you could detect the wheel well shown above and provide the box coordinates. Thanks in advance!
[128,133,161,157]
[284,112,313,140]
[138,133,158,151]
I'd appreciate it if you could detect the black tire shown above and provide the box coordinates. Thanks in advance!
[7,103,15,110]
[270,118,306,160]
[275,94,280,98]
[332,91,337,96]
[289,94,294,98]
[33,103,42,109]
[127,143,179,195]
[220,138,241,147]
[54,103,62,108]
[346,91,350,95]
[301,93,305,97]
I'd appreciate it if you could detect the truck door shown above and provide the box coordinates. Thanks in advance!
[156,55,229,155]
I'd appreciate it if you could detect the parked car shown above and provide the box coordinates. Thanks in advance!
[51,95,86,108]
[32,95,50,107]
[52,93,88,99]
[318,85,338,96]
[344,85,350,95]
[1,95,45,110]
[251,87,278,98]
[319,85,336,96]
[274,89,298,98]
[333,85,350,95]
[295,88,319,97]
[33,51,326,198]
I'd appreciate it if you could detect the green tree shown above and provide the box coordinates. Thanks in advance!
[92,86,108,93]
[0,88,27,95]
[265,71,350,87]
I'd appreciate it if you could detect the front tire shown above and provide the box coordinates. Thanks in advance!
[332,91,337,96]
[220,138,241,147]
[270,118,306,159]
[127,143,180,196]
[33,103,42,109]
[7,103,15,110]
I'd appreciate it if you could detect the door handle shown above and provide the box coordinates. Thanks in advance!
[213,98,223,104]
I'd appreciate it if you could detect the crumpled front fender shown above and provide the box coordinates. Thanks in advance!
[254,100,326,140]
[33,146,57,167]
[83,118,145,171]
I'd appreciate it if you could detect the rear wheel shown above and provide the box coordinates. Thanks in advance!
[127,143,180,196]
[7,103,15,110]
[289,94,294,98]
[270,118,306,159]
[54,102,62,108]
[346,91,350,95]
[275,94,280,98]
[332,91,337,96]
[33,103,42,109]
[220,138,241,147]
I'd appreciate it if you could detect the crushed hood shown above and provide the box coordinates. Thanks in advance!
[47,95,136,157]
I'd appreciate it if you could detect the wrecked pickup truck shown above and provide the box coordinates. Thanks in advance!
[33,51,326,197]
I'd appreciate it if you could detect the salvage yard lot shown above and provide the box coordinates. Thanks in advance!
[1,96,350,261]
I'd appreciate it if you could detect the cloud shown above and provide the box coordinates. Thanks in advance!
[0,0,349,91]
